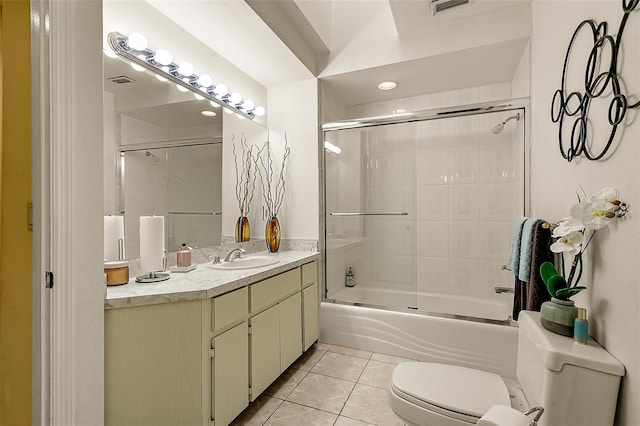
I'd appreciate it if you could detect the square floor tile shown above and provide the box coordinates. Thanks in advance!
[329,345,373,360]
[231,394,282,426]
[315,342,332,351]
[265,368,308,400]
[311,352,368,382]
[286,372,355,414]
[335,416,376,425]
[264,401,337,425]
[291,347,326,371]
[370,353,416,365]
[341,384,405,425]
[358,360,396,389]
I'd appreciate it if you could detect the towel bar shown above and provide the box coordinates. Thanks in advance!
[495,286,515,294]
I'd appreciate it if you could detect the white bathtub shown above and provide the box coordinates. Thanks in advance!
[329,286,513,321]
[319,302,518,377]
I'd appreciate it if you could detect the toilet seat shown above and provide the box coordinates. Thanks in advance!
[390,362,511,424]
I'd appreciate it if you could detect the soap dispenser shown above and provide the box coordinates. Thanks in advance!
[346,267,355,287]
[177,243,192,267]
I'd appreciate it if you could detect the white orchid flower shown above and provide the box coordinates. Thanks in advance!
[550,230,583,255]
[552,216,585,237]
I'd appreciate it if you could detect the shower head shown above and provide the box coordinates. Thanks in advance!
[492,113,521,134]
[145,150,159,163]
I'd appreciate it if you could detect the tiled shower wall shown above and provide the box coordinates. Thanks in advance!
[325,110,523,309]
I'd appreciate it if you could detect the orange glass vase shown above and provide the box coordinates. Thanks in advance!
[235,216,250,242]
[265,216,280,253]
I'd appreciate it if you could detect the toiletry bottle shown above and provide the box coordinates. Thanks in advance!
[177,243,192,267]
[346,267,355,287]
[574,308,588,344]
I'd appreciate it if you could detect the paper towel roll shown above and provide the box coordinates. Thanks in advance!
[477,405,531,426]
[139,215,165,273]
[104,215,125,261]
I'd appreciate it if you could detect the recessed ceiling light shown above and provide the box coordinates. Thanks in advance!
[378,81,397,91]
[201,110,217,117]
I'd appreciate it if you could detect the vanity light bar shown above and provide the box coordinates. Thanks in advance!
[107,31,265,120]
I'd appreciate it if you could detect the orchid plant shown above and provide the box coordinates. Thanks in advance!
[540,187,628,300]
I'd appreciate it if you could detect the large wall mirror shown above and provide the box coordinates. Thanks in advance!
[104,48,268,258]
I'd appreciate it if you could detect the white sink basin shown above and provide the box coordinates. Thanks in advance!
[207,254,279,270]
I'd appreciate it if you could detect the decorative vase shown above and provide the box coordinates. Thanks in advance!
[540,297,579,337]
[235,216,250,242]
[265,216,280,253]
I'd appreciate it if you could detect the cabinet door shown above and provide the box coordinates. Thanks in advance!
[303,283,319,351]
[249,306,280,401]
[213,322,249,426]
[105,301,202,426]
[279,292,302,370]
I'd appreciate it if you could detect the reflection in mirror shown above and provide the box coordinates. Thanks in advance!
[222,113,269,243]
[104,51,224,257]
[119,142,222,258]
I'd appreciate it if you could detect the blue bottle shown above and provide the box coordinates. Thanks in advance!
[574,308,589,344]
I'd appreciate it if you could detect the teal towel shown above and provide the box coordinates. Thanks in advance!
[518,218,538,281]
[507,218,528,274]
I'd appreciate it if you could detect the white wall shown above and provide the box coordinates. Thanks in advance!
[267,79,319,241]
[531,2,640,424]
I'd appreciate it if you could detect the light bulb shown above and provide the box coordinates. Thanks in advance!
[223,108,233,114]
[130,55,146,72]
[178,62,194,77]
[214,83,228,97]
[254,106,266,117]
[242,100,255,111]
[201,110,217,117]
[156,74,168,82]
[198,74,213,88]
[194,93,205,101]
[176,78,190,92]
[209,101,221,108]
[229,92,242,105]
[154,49,172,66]
[103,48,117,59]
[127,32,148,51]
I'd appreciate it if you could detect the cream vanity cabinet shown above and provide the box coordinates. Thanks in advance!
[105,260,318,426]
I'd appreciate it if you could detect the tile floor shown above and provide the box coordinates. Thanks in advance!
[231,343,414,426]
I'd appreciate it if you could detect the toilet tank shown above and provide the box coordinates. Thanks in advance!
[516,311,624,426]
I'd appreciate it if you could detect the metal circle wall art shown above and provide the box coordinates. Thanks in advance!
[551,0,640,162]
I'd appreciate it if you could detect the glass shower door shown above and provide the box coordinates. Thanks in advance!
[324,122,420,310]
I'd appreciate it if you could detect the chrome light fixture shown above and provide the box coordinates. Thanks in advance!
[107,31,265,120]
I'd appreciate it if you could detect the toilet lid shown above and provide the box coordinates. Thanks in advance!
[390,362,511,422]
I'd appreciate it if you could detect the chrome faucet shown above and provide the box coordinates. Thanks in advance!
[224,247,246,262]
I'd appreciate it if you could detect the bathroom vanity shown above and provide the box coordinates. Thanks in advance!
[104,251,319,426]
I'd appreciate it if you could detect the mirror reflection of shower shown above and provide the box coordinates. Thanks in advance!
[145,150,160,163]
[491,112,521,134]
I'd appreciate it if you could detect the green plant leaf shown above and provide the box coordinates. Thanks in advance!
[554,286,587,299]
[547,274,567,297]
[540,262,558,285]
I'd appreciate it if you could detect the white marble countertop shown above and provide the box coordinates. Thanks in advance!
[105,251,319,309]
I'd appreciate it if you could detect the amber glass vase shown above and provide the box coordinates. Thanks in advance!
[265,216,280,253]
[235,216,250,242]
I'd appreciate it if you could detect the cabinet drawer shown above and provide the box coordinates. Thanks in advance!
[302,261,317,287]
[250,269,299,313]
[212,287,248,332]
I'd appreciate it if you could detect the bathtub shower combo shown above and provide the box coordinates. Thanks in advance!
[320,106,526,371]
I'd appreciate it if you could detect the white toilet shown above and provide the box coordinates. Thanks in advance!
[389,311,625,426]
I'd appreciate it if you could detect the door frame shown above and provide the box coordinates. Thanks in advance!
[31,1,104,423]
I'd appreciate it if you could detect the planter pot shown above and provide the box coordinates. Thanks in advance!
[265,216,280,253]
[235,216,250,242]
[540,297,579,337]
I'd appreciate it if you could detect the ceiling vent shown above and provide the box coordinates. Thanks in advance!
[431,0,469,16]
[107,75,136,85]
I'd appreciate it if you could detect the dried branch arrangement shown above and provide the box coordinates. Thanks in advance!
[232,133,258,216]
[255,134,291,217]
